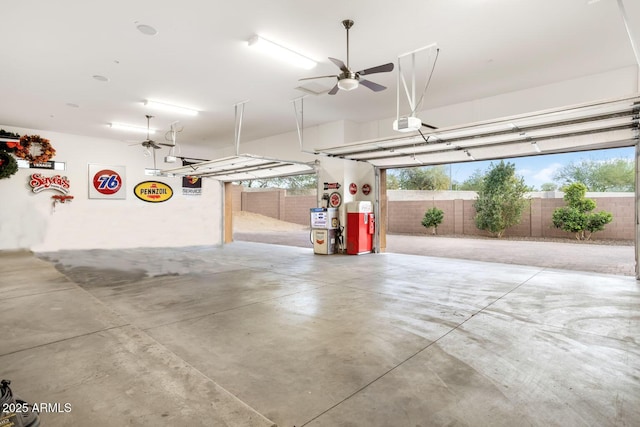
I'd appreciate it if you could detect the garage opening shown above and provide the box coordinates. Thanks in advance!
[160,154,317,247]
[230,173,318,248]
[382,146,635,276]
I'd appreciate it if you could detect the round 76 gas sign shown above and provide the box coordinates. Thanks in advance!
[88,165,126,199]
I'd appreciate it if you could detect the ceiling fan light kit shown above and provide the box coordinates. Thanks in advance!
[337,78,358,91]
[144,100,199,116]
[248,35,317,70]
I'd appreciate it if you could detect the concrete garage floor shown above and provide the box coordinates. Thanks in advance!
[234,231,635,276]
[1,242,639,426]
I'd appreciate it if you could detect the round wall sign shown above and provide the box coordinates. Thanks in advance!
[134,181,173,203]
[362,183,371,195]
[328,191,342,208]
[93,169,123,195]
[349,182,357,195]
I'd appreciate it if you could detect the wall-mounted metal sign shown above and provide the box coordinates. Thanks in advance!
[182,176,202,196]
[29,173,70,194]
[134,181,173,203]
[324,182,341,190]
[89,164,126,199]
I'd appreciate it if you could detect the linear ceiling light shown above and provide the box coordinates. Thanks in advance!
[144,100,199,116]
[109,122,156,134]
[248,35,317,70]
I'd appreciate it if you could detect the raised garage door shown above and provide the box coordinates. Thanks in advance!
[314,95,639,166]
[160,154,315,181]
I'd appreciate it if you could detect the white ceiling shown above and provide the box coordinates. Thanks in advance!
[2,0,638,151]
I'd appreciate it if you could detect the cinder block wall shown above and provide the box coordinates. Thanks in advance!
[388,194,633,240]
[284,196,316,225]
[240,189,634,240]
[240,190,315,225]
[241,190,285,220]
[231,185,243,212]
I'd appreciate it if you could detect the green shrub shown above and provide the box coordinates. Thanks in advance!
[552,182,613,240]
[421,207,444,235]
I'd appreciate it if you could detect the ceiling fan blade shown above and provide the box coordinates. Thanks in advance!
[359,79,386,92]
[328,84,340,95]
[357,62,394,76]
[329,57,349,72]
[299,75,339,81]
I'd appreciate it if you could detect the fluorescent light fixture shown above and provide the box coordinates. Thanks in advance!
[109,122,155,134]
[144,100,199,116]
[248,35,317,69]
[337,78,359,91]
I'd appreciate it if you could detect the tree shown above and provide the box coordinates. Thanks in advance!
[540,182,558,192]
[551,182,613,240]
[397,166,450,190]
[236,174,317,192]
[457,168,485,191]
[421,207,444,235]
[386,173,400,190]
[553,158,634,192]
[473,161,529,238]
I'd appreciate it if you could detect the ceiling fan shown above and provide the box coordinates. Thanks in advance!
[299,19,394,95]
[137,115,161,150]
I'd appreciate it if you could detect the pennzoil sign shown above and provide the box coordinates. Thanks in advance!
[134,181,173,203]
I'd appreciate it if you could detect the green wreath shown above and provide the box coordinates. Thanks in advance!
[0,150,18,179]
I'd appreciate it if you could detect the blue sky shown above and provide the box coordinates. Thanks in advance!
[442,147,635,190]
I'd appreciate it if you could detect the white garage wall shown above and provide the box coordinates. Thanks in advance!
[0,127,222,251]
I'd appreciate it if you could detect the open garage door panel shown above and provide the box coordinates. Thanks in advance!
[315,95,640,167]
[160,154,315,182]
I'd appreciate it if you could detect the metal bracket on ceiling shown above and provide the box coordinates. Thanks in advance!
[396,43,439,123]
[292,96,305,152]
[292,95,319,156]
[234,100,249,156]
[616,0,640,67]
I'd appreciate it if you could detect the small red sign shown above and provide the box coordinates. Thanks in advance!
[349,182,357,195]
[362,183,371,195]
[324,182,341,190]
[328,191,342,208]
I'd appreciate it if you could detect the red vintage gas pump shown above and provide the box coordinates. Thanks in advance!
[346,201,374,254]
